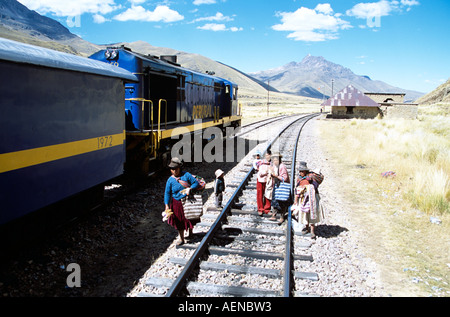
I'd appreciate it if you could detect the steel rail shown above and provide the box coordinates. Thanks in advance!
[283,113,321,297]
[166,113,319,297]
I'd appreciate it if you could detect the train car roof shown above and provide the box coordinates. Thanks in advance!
[0,38,138,82]
[114,47,237,87]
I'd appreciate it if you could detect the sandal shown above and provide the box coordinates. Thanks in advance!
[269,216,277,221]
[176,239,185,246]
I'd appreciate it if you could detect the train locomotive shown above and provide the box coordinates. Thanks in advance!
[0,38,241,229]
[89,46,241,176]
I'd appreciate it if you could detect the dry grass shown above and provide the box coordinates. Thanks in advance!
[240,98,322,126]
[318,104,450,296]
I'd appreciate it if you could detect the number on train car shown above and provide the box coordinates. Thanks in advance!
[98,136,113,149]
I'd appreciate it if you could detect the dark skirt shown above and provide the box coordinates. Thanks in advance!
[168,198,193,231]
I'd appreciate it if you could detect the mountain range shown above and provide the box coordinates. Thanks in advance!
[249,55,423,102]
[0,0,425,102]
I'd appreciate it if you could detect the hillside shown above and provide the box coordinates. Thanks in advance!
[250,55,424,102]
[1,0,424,104]
[105,41,272,96]
[416,79,450,105]
[0,0,100,56]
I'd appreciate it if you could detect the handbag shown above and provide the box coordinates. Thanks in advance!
[274,182,291,201]
[181,194,203,220]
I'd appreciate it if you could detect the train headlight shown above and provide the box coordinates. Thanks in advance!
[110,50,118,60]
[105,49,119,60]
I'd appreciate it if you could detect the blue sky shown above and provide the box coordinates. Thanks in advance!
[18,0,450,94]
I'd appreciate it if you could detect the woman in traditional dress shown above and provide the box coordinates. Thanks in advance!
[268,152,291,224]
[293,162,322,239]
[164,157,199,245]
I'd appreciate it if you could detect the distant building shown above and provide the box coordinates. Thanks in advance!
[322,85,381,119]
[364,92,405,104]
[364,92,418,120]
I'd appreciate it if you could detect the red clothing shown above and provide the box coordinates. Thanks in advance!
[295,177,312,198]
[168,198,193,231]
[257,181,271,213]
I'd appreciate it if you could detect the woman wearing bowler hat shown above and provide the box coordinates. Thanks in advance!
[164,157,200,245]
[269,152,290,224]
[294,162,322,239]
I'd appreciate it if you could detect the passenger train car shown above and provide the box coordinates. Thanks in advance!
[0,38,137,226]
[89,46,241,175]
[0,38,241,229]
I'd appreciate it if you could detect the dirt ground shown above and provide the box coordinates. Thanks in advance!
[1,113,447,297]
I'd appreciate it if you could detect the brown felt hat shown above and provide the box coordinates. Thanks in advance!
[298,161,309,172]
[168,157,183,169]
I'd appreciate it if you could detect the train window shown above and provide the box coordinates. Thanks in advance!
[214,82,221,92]
[226,85,230,95]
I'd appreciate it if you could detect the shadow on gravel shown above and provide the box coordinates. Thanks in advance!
[0,135,262,297]
[315,224,349,239]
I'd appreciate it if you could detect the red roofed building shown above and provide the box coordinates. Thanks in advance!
[322,85,382,119]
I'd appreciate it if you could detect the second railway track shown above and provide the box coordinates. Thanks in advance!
[138,113,321,297]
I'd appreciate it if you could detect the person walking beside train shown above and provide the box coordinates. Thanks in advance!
[268,152,291,224]
[214,169,225,209]
[164,157,200,246]
[292,162,323,240]
[256,150,272,216]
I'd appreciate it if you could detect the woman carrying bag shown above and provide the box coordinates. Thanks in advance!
[269,152,291,224]
[164,157,200,246]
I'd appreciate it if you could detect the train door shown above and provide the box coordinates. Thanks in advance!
[146,71,179,128]
[177,75,187,123]
[221,84,232,117]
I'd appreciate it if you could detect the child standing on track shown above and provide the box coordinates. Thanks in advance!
[214,169,225,209]
[256,150,272,216]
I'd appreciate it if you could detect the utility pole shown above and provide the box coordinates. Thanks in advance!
[331,79,335,98]
[267,80,270,117]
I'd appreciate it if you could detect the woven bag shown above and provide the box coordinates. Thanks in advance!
[182,194,203,220]
[274,182,291,201]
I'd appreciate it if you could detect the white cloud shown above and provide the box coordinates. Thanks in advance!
[113,5,184,23]
[18,0,119,17]
[346,0,393,19]
[272,5,352,42]
[193,12,234,23]
[197,23,242,32]
[315,3,334,15]
[346,0,420,19]
[93,14,109,24]
[401,0,420,6]
[197,23,226,31]
[193,0,216,5]
[229,26,243,32]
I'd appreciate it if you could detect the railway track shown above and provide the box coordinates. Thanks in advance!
[140,113,321,297]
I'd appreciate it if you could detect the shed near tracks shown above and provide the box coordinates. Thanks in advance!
[322,85,382,119]
[365,92,418,120]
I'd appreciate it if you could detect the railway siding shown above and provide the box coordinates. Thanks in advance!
[132,115,321,297]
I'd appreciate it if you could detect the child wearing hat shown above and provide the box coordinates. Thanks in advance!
[214,169,225,208]
[252,150,262,171]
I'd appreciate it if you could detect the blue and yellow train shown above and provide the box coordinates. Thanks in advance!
[0,38,241,227]
[89,45,241,175]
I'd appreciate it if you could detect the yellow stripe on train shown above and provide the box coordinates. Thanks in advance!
[193,105,213,119]
[0,132,125,174]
